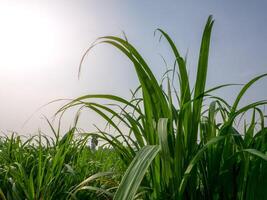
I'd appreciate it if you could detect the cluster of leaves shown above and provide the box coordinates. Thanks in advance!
[59,16,267,199]
[0,121,124,200]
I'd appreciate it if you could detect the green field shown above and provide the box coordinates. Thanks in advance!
[1,16,267,200]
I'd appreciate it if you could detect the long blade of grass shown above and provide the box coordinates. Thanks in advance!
[113,145,160,200]
[191,15,214,150]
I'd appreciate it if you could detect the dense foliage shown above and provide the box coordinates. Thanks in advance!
[1,16,267,199]
[0,124,124,200]
[59,16,267,200]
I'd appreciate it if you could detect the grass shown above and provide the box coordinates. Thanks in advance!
[0,120,124,200]
[58,15,267,199]
[1,15,267,199]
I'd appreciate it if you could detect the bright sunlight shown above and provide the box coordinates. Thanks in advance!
[0,3,62,71]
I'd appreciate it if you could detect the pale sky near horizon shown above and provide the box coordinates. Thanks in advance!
[0,0,266,136]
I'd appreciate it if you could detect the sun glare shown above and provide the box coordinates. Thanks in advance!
[0,3,62,72]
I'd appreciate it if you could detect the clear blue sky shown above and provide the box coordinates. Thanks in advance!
[0,0,266,135]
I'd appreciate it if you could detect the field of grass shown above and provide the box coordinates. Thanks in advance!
[0,123,124,200]
[1,16,267,199]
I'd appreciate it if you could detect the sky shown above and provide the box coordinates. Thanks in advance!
[0,0,266,136]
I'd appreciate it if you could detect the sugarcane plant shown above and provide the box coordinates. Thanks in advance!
[59,15,267,200]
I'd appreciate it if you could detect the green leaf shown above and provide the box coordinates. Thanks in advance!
[191,15,214,150]
[114,145,160,200]
[231,73,267,115]
[157,118,172,186]
[242,149,267,161]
